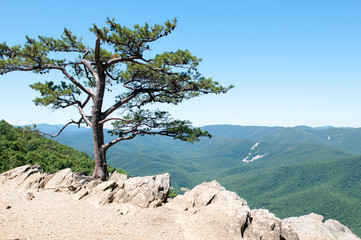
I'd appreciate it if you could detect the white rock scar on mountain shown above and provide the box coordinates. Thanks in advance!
[242,154,267,163]
[242,142,267,163]
[250,142,260,150]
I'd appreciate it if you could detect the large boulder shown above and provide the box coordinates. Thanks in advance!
[166,181,250,240]
[166,180,247,211]
[243,209,283,240]
[0,165,45,189]
[281,213,360,240]
[0,165,33,184]
[122,173,170,208]
[77,172,170,210]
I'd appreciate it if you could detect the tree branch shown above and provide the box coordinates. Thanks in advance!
[103,127,195,151]
[99,117,132,125]
[43,64,94,97]
[77,105,92,127]
[37,119,84,137]
[105,55,141,67]
[81,59,98,83]
[103,133,137,151]
[102,90,138,118]
[105,68,119,81]
[81,95,91,108]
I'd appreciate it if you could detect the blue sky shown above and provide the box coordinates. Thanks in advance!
[0,0,360,127]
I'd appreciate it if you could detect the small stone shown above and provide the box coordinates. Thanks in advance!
[26,192,35,200]
[6,205,11,209]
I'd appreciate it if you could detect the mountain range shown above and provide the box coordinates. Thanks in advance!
[33,123,361,236]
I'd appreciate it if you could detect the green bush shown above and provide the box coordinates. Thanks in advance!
[168,189,179,198]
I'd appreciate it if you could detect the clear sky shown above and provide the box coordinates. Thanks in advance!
[0,0,360,127]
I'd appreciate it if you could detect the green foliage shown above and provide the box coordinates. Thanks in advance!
[0,120,95,175]
[90,18,178,58]
[203,124,361,154]
[0,30,85,74]
[109,109,211,143]
[0,120,127,177]
[168,189,179,198]
[30,81,81,108]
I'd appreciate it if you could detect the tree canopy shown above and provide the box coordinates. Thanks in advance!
[0,18,233,179]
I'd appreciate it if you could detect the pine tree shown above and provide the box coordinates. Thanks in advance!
[0,18,233,180]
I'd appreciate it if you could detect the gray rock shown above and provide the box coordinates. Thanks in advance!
[76,173,170,210]
[178,203,250,240]
[166,181,250,239]
[43,168,93,192]
[108,171,128,183]
[122,173,170,208]
[0,165,32,183]
[243,209,282,240]
[0,165,170,212]
[26,192,35,201]
[73,178,102,200]
[282,213,360,240]
[82,180,118,205]
[324,219,359,240]
[167,180,247,212]
[43,168,74,189]
[0,165,44,189]
[281,220,300,240]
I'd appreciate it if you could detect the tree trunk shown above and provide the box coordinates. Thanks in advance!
[91,85,108,180]
[92,123,109,180]
[92,38,108,180]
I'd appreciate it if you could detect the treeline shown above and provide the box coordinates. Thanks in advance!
[0,120,122,175]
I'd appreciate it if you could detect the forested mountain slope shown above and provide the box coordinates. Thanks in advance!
[0,120,122,175]
[204,124,361,153]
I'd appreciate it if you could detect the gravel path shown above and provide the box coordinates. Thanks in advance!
[0,187,185,240]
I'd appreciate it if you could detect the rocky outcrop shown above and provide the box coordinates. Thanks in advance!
[0,165,359,240]
[0,165,170,211]
[0,164,93,191]
[74,171,170,212]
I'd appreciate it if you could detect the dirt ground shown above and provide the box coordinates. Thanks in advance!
[0,187,185,240]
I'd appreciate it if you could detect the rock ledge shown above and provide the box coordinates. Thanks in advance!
[0,165,359,240]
